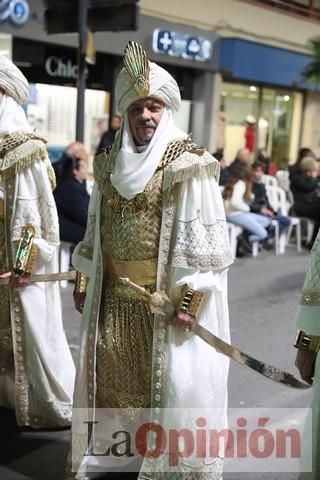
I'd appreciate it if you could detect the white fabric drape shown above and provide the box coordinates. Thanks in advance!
[0,94,31,138]
[110,107,186,199]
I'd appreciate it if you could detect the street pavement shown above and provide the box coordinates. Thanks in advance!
[0,247,313,480]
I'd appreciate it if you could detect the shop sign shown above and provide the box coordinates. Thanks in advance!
[0,0,30,26]
[45,56,78,80]
[153,29,212,63]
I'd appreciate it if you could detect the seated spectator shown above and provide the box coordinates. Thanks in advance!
[212,149,228,186]
[53,154,90,244]
[250,161,291,235]
[289,147,315,180]
[290,156,320,247]
[223,165,272,255]
[220,147,251,186]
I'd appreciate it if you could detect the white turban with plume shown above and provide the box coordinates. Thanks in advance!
[111,43,186,200]
[115,61,181,115]
[0,55,29,105]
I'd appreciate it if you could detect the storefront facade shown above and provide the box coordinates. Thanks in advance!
[0,0,220,155]
[218,38,314,167]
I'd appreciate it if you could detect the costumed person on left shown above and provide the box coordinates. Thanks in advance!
[0,55,75,428]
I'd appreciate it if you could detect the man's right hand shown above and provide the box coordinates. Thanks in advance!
[74,291,86,314]
[261,207,275,218]
[295,349,317,385]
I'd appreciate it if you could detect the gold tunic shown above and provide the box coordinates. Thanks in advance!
[0,200,13,374]
[96,169,163,409]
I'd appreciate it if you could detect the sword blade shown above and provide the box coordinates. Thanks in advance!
[195,324,309,389]
[118,276,310,390]
[0,271,76,286]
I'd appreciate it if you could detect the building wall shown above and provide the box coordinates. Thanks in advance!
[142,0,320,160]
[301,92,320,158]
[141,0,319,53]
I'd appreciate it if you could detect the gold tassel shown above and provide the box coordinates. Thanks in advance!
[163,152,220,191]
[0,145,48,183]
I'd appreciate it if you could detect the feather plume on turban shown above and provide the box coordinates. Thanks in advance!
[115,42,181,115]
[0,55,29,105]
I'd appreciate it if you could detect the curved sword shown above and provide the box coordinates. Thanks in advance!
[118,276,310,390]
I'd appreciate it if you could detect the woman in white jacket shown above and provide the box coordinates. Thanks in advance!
[223,165,272,245]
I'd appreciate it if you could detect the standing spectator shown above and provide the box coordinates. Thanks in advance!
[244,115,256,152]
[223,165,272,253]
[96,114,121,153]
[53,154,90,244]
[53,141,89,186]
[250,161,291,235]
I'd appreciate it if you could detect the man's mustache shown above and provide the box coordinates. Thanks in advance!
[136,120,157,128]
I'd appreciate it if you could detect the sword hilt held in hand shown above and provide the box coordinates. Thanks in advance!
[13,224,37,275]
[118,276,310,390]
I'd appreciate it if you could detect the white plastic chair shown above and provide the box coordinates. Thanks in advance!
[275,170,290,192]
[261,174,278,188]
[59,241,73,288]
[266,185,301,253]
[227,222,243,259]
[252,240,259,257]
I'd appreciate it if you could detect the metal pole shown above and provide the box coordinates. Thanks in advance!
[76,0,88,142]
[254,85,263,160]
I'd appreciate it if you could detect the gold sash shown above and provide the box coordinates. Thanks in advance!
[105,255,157,286]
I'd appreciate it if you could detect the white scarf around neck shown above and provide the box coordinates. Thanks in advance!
[110,107,186,199]
[0,94,31,139]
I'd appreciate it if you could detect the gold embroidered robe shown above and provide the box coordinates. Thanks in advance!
[70,138,233,478]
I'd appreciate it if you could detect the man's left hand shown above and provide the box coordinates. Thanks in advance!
[173,310,196,332]
[295,348,317,385]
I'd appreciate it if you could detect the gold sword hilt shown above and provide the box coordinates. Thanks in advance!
[13,224,37,275]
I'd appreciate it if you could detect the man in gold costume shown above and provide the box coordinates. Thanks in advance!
[0,56,75,427]
[69,42,233,479]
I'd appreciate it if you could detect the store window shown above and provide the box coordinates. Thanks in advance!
[221,82,302,168]
[26,84,109,159]
[13,37,114,163]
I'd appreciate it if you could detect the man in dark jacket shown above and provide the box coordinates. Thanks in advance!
[53,154,90,244]
[220,147,251,185]
[96,114,121,153]
[250,161,291,234]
